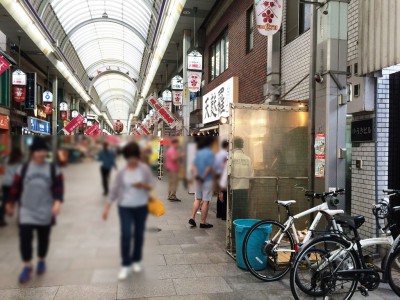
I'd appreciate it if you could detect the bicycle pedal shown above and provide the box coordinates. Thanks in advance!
[358,286,369,297]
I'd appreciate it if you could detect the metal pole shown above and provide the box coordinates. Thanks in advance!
[308,3,318,193]
[52,75,58,160]
[182,29,192,136]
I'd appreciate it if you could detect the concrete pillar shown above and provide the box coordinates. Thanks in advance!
[265,31,281,103]
[182,29,192,136]
[313,1,349,199]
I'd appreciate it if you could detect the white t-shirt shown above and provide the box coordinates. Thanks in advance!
[231,149,254,190]
[120,168,149,208]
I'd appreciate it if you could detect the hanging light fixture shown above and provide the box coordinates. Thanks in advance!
[102,0,108,18]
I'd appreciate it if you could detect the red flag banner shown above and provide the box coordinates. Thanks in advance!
[85,122,99,136]
[146,96,177,128]
[63,114,85,134]
[138,122,151,135]
[0,56,10,76]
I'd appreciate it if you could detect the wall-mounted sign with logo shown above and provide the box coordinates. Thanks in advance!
[43,91,53,103]
[255,0,283,36]
[28,117,51,135]
[172,90,183,106]
[59,101,68,111]
[71,110,79,119]
[171,75,184,90]
[0,115,9,130]
[187,50,203,71]
[12,69,27,85]
[202,77,238,124]
[351,119,374,142]
[187,71,202,93]
[13,86,26,102]
[162,90,172,102]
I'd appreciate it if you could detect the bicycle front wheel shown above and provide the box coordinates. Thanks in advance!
[388,246,400,296]
[290,236,360,300]
[242,220,295,281]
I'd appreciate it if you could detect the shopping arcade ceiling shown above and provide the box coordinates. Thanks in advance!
[34,0,156,123]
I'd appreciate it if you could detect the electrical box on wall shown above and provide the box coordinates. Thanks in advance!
[347,59,375,114]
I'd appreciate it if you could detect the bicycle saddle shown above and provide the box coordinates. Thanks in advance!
[335,214,365,230]
[276,200,296,207]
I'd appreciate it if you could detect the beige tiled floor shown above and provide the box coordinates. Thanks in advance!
[0,160,395,299]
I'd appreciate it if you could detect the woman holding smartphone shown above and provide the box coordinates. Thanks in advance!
[102,142,155,280]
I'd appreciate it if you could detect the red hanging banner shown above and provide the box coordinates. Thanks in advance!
[13,86,26,102]
[92,128,103,137]
[43,103,53,115]
[63,114,85,134]
[0,56,10,76]
[137,122,151,135]
[85,122,100,136]
[146,96,177,128]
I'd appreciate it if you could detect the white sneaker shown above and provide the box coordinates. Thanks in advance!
[132,263,142,273]
[118,267,131,280]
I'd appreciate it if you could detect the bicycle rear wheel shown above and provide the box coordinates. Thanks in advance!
[387,246,400,296]
[290,236,359,300]
[242,220,295,281]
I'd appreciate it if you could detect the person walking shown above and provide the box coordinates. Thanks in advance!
[6,137,64,284]
[189,137,215,229]
[0,148,23,227]
[102,142,155,280]
[214,140,228,220]
[165,138,181,202]
[97,142,117,196]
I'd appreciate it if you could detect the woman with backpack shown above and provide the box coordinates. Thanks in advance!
[6,137,64,284]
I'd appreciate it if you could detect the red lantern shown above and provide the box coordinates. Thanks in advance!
[13,86,26,102]
[114,120,124,134]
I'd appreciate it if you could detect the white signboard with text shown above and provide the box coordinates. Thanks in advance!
[202,77,237,124]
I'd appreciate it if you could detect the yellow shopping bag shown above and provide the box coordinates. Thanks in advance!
[148,195,165,217]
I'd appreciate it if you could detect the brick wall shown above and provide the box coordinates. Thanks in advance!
[280,0,311,101]
[347,0,359,62]
[203,0,268,104]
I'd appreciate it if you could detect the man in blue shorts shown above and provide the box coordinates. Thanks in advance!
[189,137,215,229]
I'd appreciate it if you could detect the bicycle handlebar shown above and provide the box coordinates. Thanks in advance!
[305,189,345,200]
[383,189,400,195]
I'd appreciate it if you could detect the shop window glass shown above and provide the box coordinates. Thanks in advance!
[286,0,311,45]
[210,30,229,81]
[247,7,254,52]
[0,70,10,107]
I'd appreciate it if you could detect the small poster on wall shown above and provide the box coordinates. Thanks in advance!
[314,133,326,178]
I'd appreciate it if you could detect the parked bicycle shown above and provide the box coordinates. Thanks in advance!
[242,189,345,282]
[290,189,400,299]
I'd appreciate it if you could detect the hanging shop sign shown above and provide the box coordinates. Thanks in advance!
[202,77,238,124]
[43,91,53,103]
[28,117,51,135]
[351,119,374,142]
[71,110,79,119]
[171,75,184,90]
[172,90,183,106]
[13,85,26,102]
[59,101,68,111]
[132,128,142,136]
[60,111,68,121]
[164,101,172,112]
[85,122,99,136]
[187,50,203,71]
[114,120,124,134]
[314,133,326,178]
[0,56,11,76]
[255,0,283,36]
[0,115,10,130]
[92,128,102,137]
[43,103,53,115]
[187,71,202,92]
[162,90,172,102]
[36,107,47,119]
[63,114,85,134]
[12,69,27,85]
[138,122,151,135]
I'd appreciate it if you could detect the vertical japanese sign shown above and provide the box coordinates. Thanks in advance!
[147,96,177,128]
[85,122,100,136]
[255,0,283,36]
[314,133,326,178]
[202,77,238,124]
[171,75,183,107]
